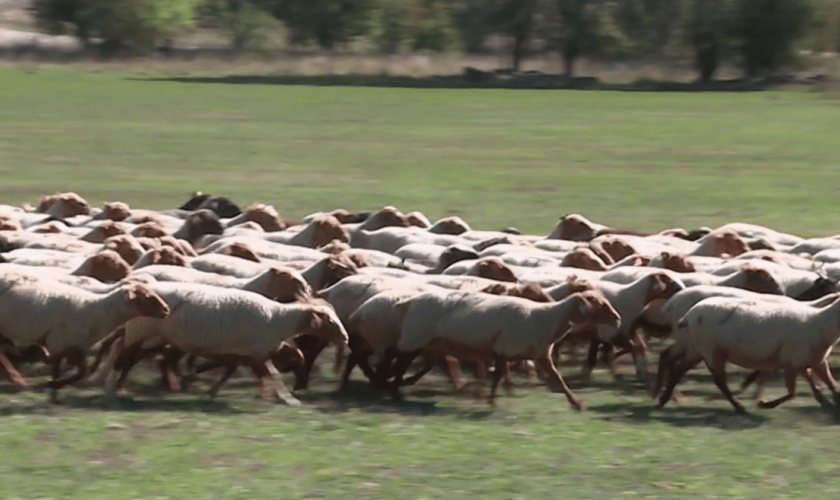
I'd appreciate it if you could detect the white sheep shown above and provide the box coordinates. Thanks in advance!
[0,270,170,401]
[658,296,840,413]
[393,289,621,408]
[104,282,348,405]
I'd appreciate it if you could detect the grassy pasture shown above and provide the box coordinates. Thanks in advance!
[1,66,840,499]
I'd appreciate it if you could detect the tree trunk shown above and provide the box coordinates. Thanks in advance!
[512,32,526,71]
[693,31,718,82]
[561,37,580,77]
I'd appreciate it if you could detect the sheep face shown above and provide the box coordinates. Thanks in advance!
[740,265,785,295]
[299,307,349,347]
[327,208,354,224]
[660,228,689,239]
[405,211,431,228]
[628,255,651,267]
[0,216,19,232]
[429,217,470,235]
[555,214,598,241]
[124,284,170,319]
[266,267,313,303]
[570,291,622,336]
[321,256,358,289]
[510,283,553,302]
[475,258,517,283]
[104,235,144,265]
[87,251,132,283]
[246,204,286,232]
[103,202,131,221]
[269,341,305,373]
[562,247,607,271]
[222,242,261,262]
[747,238,776,251]
[37,192,91,218]
[147,248,189,267]
[187,209,224,239]
[84,221,127,243]
[134,237,161,251]
[659,252,696,273]
[310,218,351,247]
[795,276,840,301]
[364,206,410,231]
[32,221,64,234]
[131,222,168,239]
[438,245,480,270]
[645,273,685,303]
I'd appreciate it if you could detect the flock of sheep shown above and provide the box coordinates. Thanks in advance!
[1,191,840,414]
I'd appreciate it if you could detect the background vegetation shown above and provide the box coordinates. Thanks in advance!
[19,0,840,79]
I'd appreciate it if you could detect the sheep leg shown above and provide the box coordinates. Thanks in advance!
[443,355,468,391]
[706,357,746,415]
[536,352,584,411]
[580,341,599,382]
[0,343,26,387]
[253,359,301,406]
[47,348,88,403]
[629,330,649,381]
[501,361,516,395]
[810,359,839,406]
[333,343,346,376]
[338,349,360,392]
[293,334,328,390]
[89,333,120,375]
[802,367,830,407]
[160,347,184,392]
[739,370,763,392]
[113,343,149,392]
[488,355,508,407]
[207,361,237,399]
[657,357,695,408]
[387,351,419,401]
[402,356,434,386]
[757,368,797,409]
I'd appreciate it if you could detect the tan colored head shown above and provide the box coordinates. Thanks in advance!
[644,272,685,303]
[84,250,132,283]
[475,257,517,283]
[104,234,145,265]
[269,341,305,374]
[598,237,637,261]
[37,192,91,218]
[361,206,410,231]
[658,252,696,273]
[437,245,480,270]
[155,247,189,267]
[245,203,286,232]
[327,208,354,224]
[660,228,689,239]
[508,283,554,302]
[561,246,608,271]
[131,222,168,239]
[429,216,471,235]
[568,290,622,332]
[553,214,599,241]
[308,216,350,248]
[320,254,358,289]
[740,264,784,295]
[32,221,65,234]
[103,202,131,221]
[123,283,170,319]
[222,242,261,262]
[83,221,128,243]
[264,267,313,303]
[0,216,21,232]
[157,236,197,256]
[297,305,349,347]
[405,211,431,228]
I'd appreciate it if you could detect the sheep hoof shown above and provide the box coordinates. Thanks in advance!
[734,405,748,415]
[570,399,586,411]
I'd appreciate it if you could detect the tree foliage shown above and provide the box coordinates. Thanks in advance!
[731,0,813,76]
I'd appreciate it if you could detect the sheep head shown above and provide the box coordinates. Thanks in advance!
[222,242,261,262]
[265,267,313,303]
[644,272,685,303]
[123,283,171,319]
[298,305,349,348]
[475,257,517,283]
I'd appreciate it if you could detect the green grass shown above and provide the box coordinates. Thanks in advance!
[2,65,840,499]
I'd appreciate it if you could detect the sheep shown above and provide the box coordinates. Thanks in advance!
[787,238,840,256]
[651,287,840,401]
[199,236,332,263]
[405,211,432,228]
[715,222,803,249]
[689,229,750,257]
[391,289,621,408]
[0,271,170,401]
[0,249,132,284]
[104,283,348,405]
[130,222,169,239]
[428,216,471,235]
[78,221,129,243]
[440,257,518,282]
[132,247,190,269]
[225,203,287,232]
[351,226,466,255]
[31,192,91,219]
[168,209,224,245]
[260,215,350,249]
[563,272,685,381]
[178,192,242,218]
[344,206,410,233]
[657,296,840,414]
[318,240,392,268]
[706,259,838,300]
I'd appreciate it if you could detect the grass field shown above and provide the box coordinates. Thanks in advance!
[2,65,840,499]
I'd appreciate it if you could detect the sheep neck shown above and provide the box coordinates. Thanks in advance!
[77,288,147,349]
[527,297,578,348]
[300,260,325,290]
[802,298,840,357]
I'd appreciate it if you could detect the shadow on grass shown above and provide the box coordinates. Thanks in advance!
[128,73,820,93]
[587,402,770,429]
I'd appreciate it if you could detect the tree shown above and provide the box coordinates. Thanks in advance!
[487,0,539,71]
[32,0,202,55]
[686,0,727,82]
[268,0,374,49]
[556,0,601,76]
[731,0,812,76]
[613,0,680,57]
[200,0,277,51]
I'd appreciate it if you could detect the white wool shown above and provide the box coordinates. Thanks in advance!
[201,237,325,262]
[678,296,840,372]
[787,237,840,256]
[396,290,618,359]
[732,250,820,271]
[120,282,346,360]
[706,259,829,298]
[515,266,605,287]
[134,264,311,299]
[715,222,803,248]
[351,227,467,254]
[0,270,164,355]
